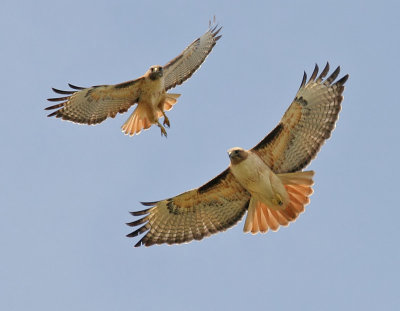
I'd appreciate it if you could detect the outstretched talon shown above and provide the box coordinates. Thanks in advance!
[162,112,170,128]
[156,121,168,138]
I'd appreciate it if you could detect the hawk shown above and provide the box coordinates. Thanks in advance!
[45,20,222,137]
[127,63,348,247]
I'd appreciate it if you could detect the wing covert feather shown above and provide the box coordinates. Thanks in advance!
[127,169,250,247]
[252,63,349,173]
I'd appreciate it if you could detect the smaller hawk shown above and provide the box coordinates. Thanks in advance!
[45,19,221,137]
[127,63,349,247]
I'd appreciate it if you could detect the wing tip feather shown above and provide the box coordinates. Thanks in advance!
[308,63,319,82]
[130,208,151,216]
[335,73,349,86]
[68,83,85,90]
[299,71,307,89]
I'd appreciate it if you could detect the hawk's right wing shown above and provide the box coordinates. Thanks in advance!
[127,169,250,247]
[45,77,145,125]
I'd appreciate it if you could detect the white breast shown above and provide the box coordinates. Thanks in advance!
[230,152,289,209]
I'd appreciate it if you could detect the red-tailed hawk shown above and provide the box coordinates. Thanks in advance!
[127,63,348,247]
[45,20,221,137]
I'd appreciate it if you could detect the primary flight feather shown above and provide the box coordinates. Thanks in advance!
[45,19,222,137]
[127,63,349,247]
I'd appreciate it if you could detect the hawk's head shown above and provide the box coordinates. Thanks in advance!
[148,65,163,80]
[228,147,248,165]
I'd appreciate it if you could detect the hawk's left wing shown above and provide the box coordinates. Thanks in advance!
[252,63,349,174]
[126,169,250,247]
[163,19,222,91]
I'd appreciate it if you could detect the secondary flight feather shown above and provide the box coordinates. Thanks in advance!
[45,19,222,137]
[127,63,349,247]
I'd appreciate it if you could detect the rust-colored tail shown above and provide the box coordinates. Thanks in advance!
[157,93,180,118]
[243,170,314,234]
[121,104,153,136]
[121,93,180,136]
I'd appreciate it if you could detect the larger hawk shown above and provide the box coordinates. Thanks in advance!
[127,63,349,247]
[45,20,221,137]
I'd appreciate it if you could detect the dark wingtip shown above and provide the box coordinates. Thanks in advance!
[140,201,158,207]
[68,83,85,90]
[299,71,307,89]
[309,63,319,82]
[326,65,341,84]
[213,26,222,38]
[335,74,349,85]
[47,96,68,102]
[134,235,150,247]
[126,225,148,238]
[52,88,75,95]
[317,62,330,81]
[126,232,137,238]
[134,240,143,247]
[129,210,150,217]
[47,111,58,117]
[44,103,63,110]
[126,217,147,228]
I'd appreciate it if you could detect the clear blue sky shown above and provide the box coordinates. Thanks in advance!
[1,1,399,310]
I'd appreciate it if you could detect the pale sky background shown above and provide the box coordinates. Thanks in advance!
[1,1,399,310]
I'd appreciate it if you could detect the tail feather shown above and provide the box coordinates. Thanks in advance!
[257,204,268,233]
[270,209,289,226]
[121,105,153,136]
[287,200,305,213]
[287,185,311,205]
[156,93,180,118]
[243,202,256,233]
[243,170,314,234]
[251,206,259,234]
[280,204,297,220]
[262,206,280,231]
[278,171,314,185]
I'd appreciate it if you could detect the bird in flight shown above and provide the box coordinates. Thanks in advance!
[127,63,349,247]
[45,19,222,137]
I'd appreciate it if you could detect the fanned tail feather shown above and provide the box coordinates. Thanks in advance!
[243,170,314,234]
[157,93,180,118]
[121,94,181,136]
[121,105,153,136]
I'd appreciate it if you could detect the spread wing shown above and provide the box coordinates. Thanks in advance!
[163,19,222,91]
[127,169,250,247]
[45,77,145,125]
[252,63,349,173]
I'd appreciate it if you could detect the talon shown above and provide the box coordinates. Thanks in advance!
[160,127,167,137]
[156,121,167,138]
[161,112,170,128]
[163,117,170,128]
